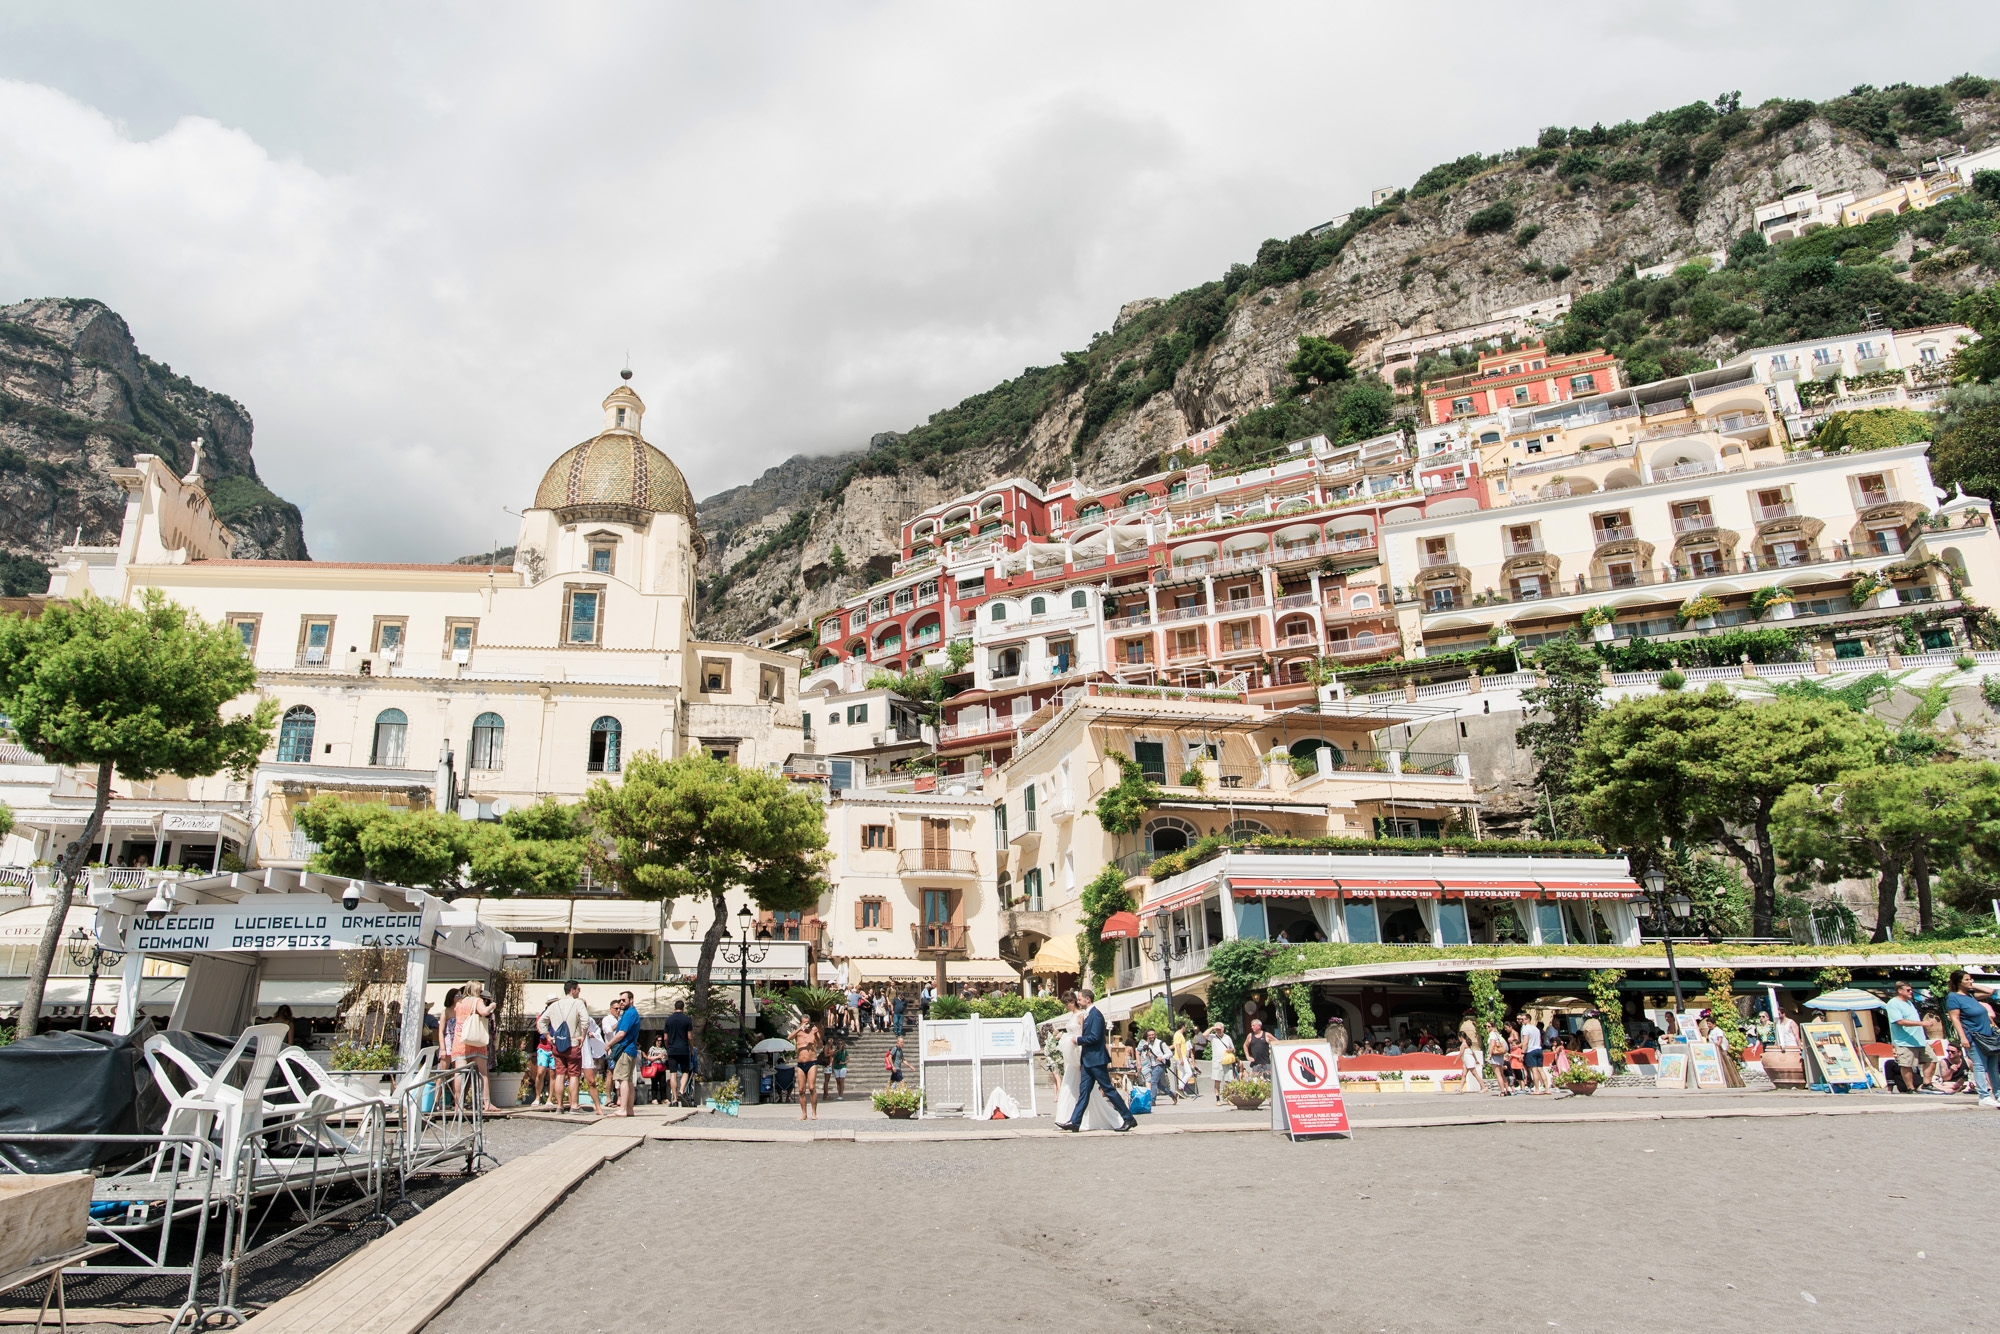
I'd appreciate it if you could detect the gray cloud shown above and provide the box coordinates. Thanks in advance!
[0,2,1993,559]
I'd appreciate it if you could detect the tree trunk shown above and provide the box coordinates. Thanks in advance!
[687,889,733,1074]
[1751,816,1778,938]
[19,759,113,1038]
[1870,856,1905,943]
[1911,846,1934,935]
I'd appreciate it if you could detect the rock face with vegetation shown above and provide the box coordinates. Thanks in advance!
[696,77,2000,639]
[0,298,307,593]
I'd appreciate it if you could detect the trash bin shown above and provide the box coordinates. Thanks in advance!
[736,1060,762,1105]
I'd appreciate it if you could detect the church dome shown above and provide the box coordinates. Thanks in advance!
[532,384,699,534]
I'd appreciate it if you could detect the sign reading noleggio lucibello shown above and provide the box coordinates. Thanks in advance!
[126,896,435,953]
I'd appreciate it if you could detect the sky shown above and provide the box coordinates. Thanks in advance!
[1,3,1996,561]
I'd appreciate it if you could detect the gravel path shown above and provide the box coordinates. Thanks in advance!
[426,1108,2000,1334]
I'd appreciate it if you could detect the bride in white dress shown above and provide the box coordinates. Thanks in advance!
[1054,993,1124,1129]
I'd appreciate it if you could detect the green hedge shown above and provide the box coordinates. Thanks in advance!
[1144,834,1609,881]
[1254,937,2000,982]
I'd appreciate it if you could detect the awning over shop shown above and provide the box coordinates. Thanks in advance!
[254,979,350,1017]
[1439,879,1543,898]
[1140,880,1216,918]
[1227,876,1337,898]
[847,957,1021,983]
[1025,934,1079,976]
[1099,911,1142,940]
[1539,879,1642,899]
[0,976,182,1017]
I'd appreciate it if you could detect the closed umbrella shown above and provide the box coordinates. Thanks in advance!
[1804,988,1886,1012]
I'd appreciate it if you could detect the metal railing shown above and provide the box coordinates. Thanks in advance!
[1671,513,1718,534]
[912,922,970,952]
[898,848,978,874]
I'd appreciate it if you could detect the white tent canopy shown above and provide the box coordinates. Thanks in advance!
[88,866,529,1070]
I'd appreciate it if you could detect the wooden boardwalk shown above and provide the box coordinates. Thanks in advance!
[239,1115,675,1334]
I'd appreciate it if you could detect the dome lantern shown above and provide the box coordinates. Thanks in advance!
[531,382,702,550]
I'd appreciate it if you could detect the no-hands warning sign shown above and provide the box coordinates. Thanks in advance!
[1270,1039,1351,1140]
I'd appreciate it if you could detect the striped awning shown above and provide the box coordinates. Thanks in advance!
[1439,879,1543,899]
[1140,881,1214,918]
[1327,877,1443,899]
[1228,876,1338,898]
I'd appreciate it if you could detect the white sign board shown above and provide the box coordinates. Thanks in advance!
[918,1014,1039,1120]
[162,812,225,833]
[101,895,438,955]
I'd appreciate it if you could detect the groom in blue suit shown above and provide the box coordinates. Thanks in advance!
[1058,989,1136,1132]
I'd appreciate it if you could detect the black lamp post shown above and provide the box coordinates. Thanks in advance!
[1138,922,1191,1023]
[65,926,115,1027]
[1639,866,1693,1009]
[719,905,769,1068]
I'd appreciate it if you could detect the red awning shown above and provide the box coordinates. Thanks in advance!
[1227,876,1338,899]
[1334,877,1443,899]
[1439,879,1542,899]
[1539,880,1641,900]
[1140,882,1212,918]
[1100,911,1143,940]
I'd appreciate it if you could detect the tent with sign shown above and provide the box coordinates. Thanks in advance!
[86,866,531,1072]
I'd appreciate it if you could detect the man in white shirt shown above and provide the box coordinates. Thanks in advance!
[1520,1015,1547,1093]
[542,981,594,1115]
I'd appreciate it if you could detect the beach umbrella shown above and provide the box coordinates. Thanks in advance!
[751,1037,796,1053]
[1804,988,1885,1011]
[1100,911,1142,940]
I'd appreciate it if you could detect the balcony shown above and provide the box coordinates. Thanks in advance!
[1274,592,1317,610]
[1754,502,1799,522]
[912,922,971,956]
[1157,604,1206,623]
[1276,632,1320,649]
[1216,596,1269,616]
[1000,907,1056,942]
[898,848,977,877]
[1593,524,1636,544]
[1505,539,1545,556]
[1106,611,1152,629]
[295,647,330,669]
[1856,351,1889,372]
[1658,461,1718,481]
[1671,512,1718,534]
[1855,485,1901,507]
[1321,632,1399,658]
[1421,552,1457,568]
[1771,360,1803,381]
[1811,358,1845,381]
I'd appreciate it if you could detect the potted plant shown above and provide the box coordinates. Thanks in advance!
[328,1041,398,1098]
[872,1086,925,1119]
[1222,1076,1270,1111]
[489,1045,527,1108]
[1677,595,1722,630]
[1555,1058,1603,1097]
[1579,605,1618,642]
[1850,571,1898,609]
[705,1076,742,1116]
[1750,586,1796,621]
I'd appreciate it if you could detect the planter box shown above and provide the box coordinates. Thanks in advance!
[1767,600,1796,620]
[0,1173,93,1277]
[1590,623,1615,643]
[331,1072,394,1101]
[489,1072,524,1108]
[1761,1049,1807,1088]
[1227,1096,1266,1111]
[1693,616,1716,630]
[1565,1080,1601,1097]
[884,1107,916,1119]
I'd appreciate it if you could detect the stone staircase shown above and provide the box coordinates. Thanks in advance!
[835,1029,912,1096]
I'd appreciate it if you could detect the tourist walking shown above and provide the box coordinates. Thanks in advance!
[533,997,558,1105]
[795,1015,822,1121]
[663,998,695,1105]
[1171,1022,1195,1098]
[1242,1018,1271,1080]
[887,1036,906,1086]
[1886,981,1929,1094]
[1485,1023,1507,1093]
[455,980,498,1112]
[825,1033,848,1099]
[1457,1033,1483,1093]
[1945,970,2000,1106]
[1204,1023,1235,1101]
[1519,1014,1546,1093]
[605,990,641,1117]
[543,981,592,1114]
[1057,991,1132,1132]
[892,992,908,1036]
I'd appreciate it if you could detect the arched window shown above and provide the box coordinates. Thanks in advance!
[370,709,408,767]
[1222,819,1271,840]
[1144,816,1200,855]
[276,706,316,763]
[1071,590,1087,609]
[589,716,622,773]
[1030,596,1046,616]
[470,712,505,770]
[990,602,1008,621]
[1350,591,1374,609]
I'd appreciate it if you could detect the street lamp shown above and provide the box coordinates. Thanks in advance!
[1639,866,1692,1009]
[65,926,117,1027]
[718,905,769,1077]
[1138,922,1192,1025]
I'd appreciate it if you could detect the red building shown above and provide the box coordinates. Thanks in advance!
[1421,343,1620,425]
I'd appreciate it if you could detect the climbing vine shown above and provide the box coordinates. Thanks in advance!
[1586,968,1628,1066]
[1288,983,1317,1039]
[1702,968,1746,1054]
[1468,969,1506,1047]
[1814,964,1853,992]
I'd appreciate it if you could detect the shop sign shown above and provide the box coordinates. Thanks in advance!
[111,895,437,954]
[1269,1039,1351,1141]
[162,812,225,833]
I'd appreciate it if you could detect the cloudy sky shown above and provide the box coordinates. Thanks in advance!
[1,4,1995,560]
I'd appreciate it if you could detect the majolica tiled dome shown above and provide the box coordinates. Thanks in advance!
[533,384,698,528]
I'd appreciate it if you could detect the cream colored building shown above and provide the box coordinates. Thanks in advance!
[9,381,804,872]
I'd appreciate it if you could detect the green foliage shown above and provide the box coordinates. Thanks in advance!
[0,552,50,598]
[1411,154,1492,197]
[1092,754,1161,836]
[1516,635,1605,838]
[926,995,973,1020]
[1077,865,1136,987]
[1700,969,1746,1053]
[1574,687,1888,933]
[1286,335,1352,396]
[1599,627,1807,671]
[1222,1077,1270,1105]
[1931,385,2000,504]
[966,992,1066,1023]
[1815,408,1933,453]
[872,1086,924,1114]
[706,509,812,609]
[1204,939,1273,1037]
[1178,767,1206,788]
[1201,380,1396,475]
[1748,586,1795,618]
[1468,970,1506,1049]
[1767,671,1899,713]
[1586,969,1628,1063]
[1131,998,1174,1041]
[1555,1060,1603,1088]
[1657,670,1685,691]
[1285,983,1316,1038]
[329,1042,397,1072]
[1464,201,1518,236]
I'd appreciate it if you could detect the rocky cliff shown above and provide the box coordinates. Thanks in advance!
[0,298,307,592]
[694,78,2000,640]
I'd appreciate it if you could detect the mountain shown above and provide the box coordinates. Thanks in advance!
[0,298,307,593]
[693,76,2000,640]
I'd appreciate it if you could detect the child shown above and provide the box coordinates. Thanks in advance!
[1507,1033,1526,1093]
[1457,1033,1483,1093]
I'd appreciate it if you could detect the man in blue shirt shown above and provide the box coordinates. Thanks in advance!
[1885,981,1928,1093]
[1946,970,2000,1107]
[607,991,644,1117]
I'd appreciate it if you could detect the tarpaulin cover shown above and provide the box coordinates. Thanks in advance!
[0,1025,240,1172]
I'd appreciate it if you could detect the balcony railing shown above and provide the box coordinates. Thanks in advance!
[1505,539,1545,556]
[1216,596,1268,615]
[1274,592,1317,610]
[1594,524,1636,544]
[912,922,971,954]
[1106,611,1152,629]
[898,848,977,875]
[1754,502,1799,522]
[1671,512,1718,534]
[295,648,330,668]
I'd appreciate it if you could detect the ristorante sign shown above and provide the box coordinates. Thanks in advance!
[108,895,438,954]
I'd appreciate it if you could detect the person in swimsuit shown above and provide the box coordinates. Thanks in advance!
[794,1018,822,1121]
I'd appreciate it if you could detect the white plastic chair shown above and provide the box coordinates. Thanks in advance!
[142,1024,291,1178]
[269,1047,388,1153]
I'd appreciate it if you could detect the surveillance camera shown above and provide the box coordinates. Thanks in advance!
[342,882,363,912]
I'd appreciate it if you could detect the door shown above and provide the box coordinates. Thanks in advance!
[922,817,950,871]
[1134,742,1166,782]
[922,889,957,948]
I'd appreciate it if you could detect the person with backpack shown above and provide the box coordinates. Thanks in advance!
[543,980,593,1115]
[533,998,558,1105]
[886,1035,906,1085]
